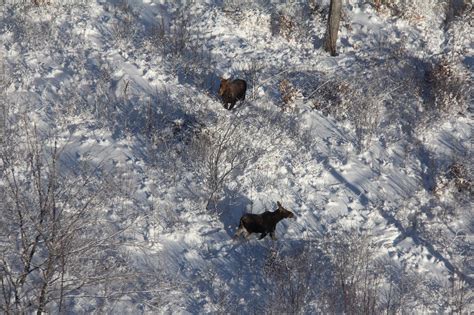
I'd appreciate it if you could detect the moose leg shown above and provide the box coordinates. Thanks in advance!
[234,226,245,239]
[234,227,252,241]
[243,231,251,239]
[228,101,236,110]
[270,232,277,240]
[259,232,267,240]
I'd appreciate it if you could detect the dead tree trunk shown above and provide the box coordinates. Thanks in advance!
[324,0,342,56]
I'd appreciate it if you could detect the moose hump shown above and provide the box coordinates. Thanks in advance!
[218,78,247,110]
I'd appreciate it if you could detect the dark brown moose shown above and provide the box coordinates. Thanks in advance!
[234,201,295,240]
[218,77,247,110]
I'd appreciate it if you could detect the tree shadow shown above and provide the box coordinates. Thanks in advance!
[314,128,472,287]
[383,207,473,287]
[321,158,369,206]
[215,191,253,238]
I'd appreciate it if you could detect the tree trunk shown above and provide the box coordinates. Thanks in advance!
[324,0,342,56]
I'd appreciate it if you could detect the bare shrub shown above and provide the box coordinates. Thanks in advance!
[320,228,384,314]
[278,79,302,111]
[444,273,471,314]
[308,0,322,14]
[263,246,321,314]
[171,117,206,147]
[148,16,167,55]
[5,5,57,51]
[424,57,470,120]
[33,0,47,5]
[444,0,472,25]
[372,0,404,16]
[274,13,296,40]
[222,0,272,19]
[0,106,4,145]
[349,89,384,150]
[168,7,192,58]
[279,79,295,104]
[193,267,241,314]
[87,59,118,129]
[270,5,312,43]
[222,0,244,17]
[312,78,383,150]
[110,1,141,47]
[374,0,444,24]
[311,78,350,117]
[177,46,215,92]
[260,233,421,314]
[434,161,472,198]
[448,162,472,192]
[381,264,424,314]
[189,118,256,209]
[373,0,384,11]
[0,55,7,144]
[148,4,192,58]
[0,119,134,313]
[147,5,216,91]
[240,59,264,101]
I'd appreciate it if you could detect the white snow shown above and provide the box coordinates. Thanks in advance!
[0,0,472,313]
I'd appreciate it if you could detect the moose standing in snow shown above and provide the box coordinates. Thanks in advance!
[218,77,247,110]
[234,201,295,240]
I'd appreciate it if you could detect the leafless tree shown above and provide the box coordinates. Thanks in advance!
[446,273,470,314]
[320,228,383,314]
[0,118,133,314]
[324,0,342,56]
[263,245,320,314]
[188,117,258,210]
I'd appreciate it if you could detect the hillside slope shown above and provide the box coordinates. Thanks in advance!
[0,0,472,313]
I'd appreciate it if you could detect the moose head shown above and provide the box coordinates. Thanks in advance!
[234,201,295,241]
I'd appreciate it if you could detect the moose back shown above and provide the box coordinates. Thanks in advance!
[234,201,295,240]
[218,78,247,110]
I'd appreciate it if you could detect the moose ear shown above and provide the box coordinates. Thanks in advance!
[277,201,282,207]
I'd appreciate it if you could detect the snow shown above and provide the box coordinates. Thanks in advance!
[0,0,472,313]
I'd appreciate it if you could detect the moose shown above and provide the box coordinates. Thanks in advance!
[234,201,295,241]
[218,77,247,110]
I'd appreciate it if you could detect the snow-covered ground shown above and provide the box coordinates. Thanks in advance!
[0,0,472,313]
